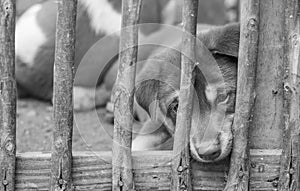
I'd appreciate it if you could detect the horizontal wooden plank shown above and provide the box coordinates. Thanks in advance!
[15,150,281,190]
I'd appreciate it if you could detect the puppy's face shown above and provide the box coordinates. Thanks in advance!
[135,24,239,163]
[182,55,237,163]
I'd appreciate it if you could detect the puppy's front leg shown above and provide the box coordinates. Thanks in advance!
[132,120,172,151]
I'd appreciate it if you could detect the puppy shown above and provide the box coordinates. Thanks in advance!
[133,23,239,163]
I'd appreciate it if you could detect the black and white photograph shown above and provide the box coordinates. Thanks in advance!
[0,0,299,190]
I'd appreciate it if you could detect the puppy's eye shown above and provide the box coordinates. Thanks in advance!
[169,99,179,114]
[216,94,229,104]
[211,49,221,57]
[168,99,179,124]
[211,50,218,55]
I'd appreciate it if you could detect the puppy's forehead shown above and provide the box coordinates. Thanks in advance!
[197,26,219,47]
[197,25,229,51]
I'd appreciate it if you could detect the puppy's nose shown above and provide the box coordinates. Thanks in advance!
[198,141,221,161]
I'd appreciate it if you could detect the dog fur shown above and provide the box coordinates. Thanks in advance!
[133,23,239,163]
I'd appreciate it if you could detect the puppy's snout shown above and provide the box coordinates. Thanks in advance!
[197,140,221,161]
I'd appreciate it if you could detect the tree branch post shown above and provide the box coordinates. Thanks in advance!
[112,0,142,190]
[278,0,300,190]
[224,0,259,190]
[0,0,16,190]
[171,0,198,191]
[50,0,77,190]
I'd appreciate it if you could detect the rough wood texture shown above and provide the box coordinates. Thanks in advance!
[249,0,285,150]
[51,0,77,190]
[224,0,259,190]
[171,0,198,190]
[111,0,142,190]
[0,0,16,190]
[12,150,280,190]
[278,0,300,190]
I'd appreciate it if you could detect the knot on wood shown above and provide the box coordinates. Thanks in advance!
[284,83,297,94]
[177,165,188,173]
[247,18,258,30]
[57,178,68,191]
[2,168,8,187]
[272,179,278,188]
[289,168,295,175]
[3,1,13,14]
[292,33,298,45]
[250,162,256,168]
[2,180,8,186]
[238,171,245,178]
[118,180,124,187]
[272,89,278,95]
[180,182,187,190]
[5,140,14,153]
[258,165,265,173]
[54,137,64,150]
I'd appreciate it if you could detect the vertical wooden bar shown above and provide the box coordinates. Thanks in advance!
[171,0,198,191]
[112,0,142,190]
[249,0,285,151]
[248,0,286,190]
[278,0,300,190]
[224,0,259,190]
[50,0,77,190]
[0,0,16,190]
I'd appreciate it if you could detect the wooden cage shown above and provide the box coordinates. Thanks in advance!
[0,0,299,190]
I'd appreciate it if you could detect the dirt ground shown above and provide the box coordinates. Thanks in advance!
[17,98,117,153]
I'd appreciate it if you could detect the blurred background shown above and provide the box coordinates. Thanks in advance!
[15,0,239,153]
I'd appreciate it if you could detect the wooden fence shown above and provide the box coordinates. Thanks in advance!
[0,0,299,190]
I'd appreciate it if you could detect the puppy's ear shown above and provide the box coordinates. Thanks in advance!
[204,23,240,58]
[135,79,175,115]
[135,80,160,115]
[135,79,177,134]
